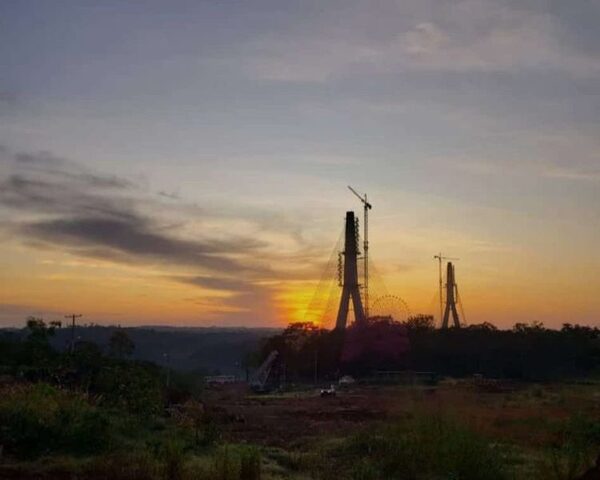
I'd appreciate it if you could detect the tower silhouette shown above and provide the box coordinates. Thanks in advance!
[335,211,366,330]
[442,261,461,328]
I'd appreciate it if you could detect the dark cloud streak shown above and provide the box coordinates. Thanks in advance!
[174,275,253,292]
[1,148,270,277]
[22,217,246,273]
[0,173,139,221]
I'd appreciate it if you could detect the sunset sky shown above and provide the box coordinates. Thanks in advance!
[1,1,599,329]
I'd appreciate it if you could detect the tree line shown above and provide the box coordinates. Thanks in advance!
[258,317,600,382]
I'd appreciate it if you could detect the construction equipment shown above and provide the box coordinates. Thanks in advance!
[320,384,336,397]
[348,186,372,318]
[249,350,279,393]
[433,254,459,327]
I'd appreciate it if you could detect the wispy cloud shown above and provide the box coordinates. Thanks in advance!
[543,166,600,182]
[242,0,600,83]
[0,147,318,322]
[21,217,252,273]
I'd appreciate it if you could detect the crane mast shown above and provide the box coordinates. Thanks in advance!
[348,186,372,319]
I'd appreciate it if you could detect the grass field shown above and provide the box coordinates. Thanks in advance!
[208,380,600,479]
[2,380,600,479]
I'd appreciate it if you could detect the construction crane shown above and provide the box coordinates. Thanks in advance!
[433,253,459,326]
[348,186,372,318]
[249,350,279,393]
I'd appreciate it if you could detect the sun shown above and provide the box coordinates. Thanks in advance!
[273,281,334,327]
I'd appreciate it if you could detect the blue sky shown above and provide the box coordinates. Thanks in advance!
[1,1,599,327]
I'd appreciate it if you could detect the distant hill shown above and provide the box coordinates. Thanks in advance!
[2,325,280,376]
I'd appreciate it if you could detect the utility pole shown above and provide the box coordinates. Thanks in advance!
[163,352,171,388]
[433,254,458,326]
[65,313,82,352]
[348,186,372,319]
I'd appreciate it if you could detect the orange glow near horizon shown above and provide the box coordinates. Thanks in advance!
[2,232,600,330]
[1,184,600,330]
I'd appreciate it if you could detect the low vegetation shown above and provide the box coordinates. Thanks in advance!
[1,318,600,479]
[0,383,110,458]
[339,414,509,480]
[0,318,262,480]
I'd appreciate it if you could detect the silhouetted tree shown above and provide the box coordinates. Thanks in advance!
[23,317,61,368]
[109,329,135,358]
[404,314,435,331]
[258,320,600,381]
[26,316,61,343]
[467,322,498,331]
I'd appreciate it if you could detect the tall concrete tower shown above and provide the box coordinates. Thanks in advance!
[335,211,366,330]
[442,261,461,328]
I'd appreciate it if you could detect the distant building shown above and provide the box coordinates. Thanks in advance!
[205,375,236,385]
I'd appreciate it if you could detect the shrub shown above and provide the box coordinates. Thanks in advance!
[0,383,111,458]
[91,451,161,480]
[214,446,237,480]
[208,445,262,480]
[537,414,600,480]
[95,362,162,416]
[351,460,379,480]
[342,414,509,480]
[160,439,185,480]
[239,446,261,480]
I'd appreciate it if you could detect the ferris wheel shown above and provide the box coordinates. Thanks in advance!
[370,295,411,322]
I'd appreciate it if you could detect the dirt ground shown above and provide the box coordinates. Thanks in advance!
[204,380,600,450]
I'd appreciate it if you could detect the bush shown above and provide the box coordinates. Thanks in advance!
[341,414,509,480]
[0,383,111,458]
[95,362,163,416]
[537,414,600,480]
[239,446,261,480]
[209,445,262,480]
[92,451,161,480]
[160,439,185,480]
[351,460,379,480]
